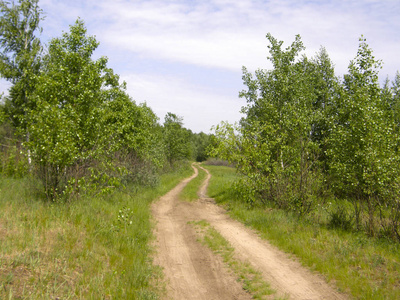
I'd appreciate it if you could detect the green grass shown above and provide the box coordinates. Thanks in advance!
[203,164,400,300]
[203,165,239,204]
[179,163,208,202]
[189,220,276,299]
[0,163,193,299]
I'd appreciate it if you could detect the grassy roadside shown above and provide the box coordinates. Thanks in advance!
[0,163,193,299]
[189,220,277,299]
[203,165,400,300]
[179,163,208,202]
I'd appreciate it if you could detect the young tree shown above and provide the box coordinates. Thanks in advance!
[326,37,400,234]
[233,34,329,212]
[26,19,127,198]
[0,0,43,128]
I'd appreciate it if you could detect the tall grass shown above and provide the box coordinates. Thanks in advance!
[204,165,400,300]
[0,163,193,299]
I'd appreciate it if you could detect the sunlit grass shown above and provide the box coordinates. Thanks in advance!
[204,164,400,300]
[0,163,193,299]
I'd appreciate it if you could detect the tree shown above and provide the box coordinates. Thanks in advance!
[389,72,400,128]
[210,33,400,239]
[190,131,211,162]
[326,37,400,234]
[103,97,165,186]
[163,112,191,164]
[26,19,127,198]
[232,34,329,212]
[0,0,43,128]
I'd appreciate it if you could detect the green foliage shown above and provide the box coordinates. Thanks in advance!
[190,131,212,162]
[103,98,165,187]
[211,34,334,213]
[326,37,400,235]
[0,144,28,177]
[210,34,400,240]
[24,19,126,198]
[0,0,196,199]
[0,0,43,128]
[328,206,353,231]
[18,19,168,199]
[390,72,400,127]
[112,206,134,232]
[163,112,191,164]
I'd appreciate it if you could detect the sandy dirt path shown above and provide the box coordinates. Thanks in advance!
[152,164,348,300]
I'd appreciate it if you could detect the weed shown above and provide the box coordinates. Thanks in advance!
[112,206,134,231]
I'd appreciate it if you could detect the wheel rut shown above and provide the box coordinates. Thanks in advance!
[152,164,348,300]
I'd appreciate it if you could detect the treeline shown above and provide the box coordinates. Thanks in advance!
[0,0,210,200]
[210,34,400,241]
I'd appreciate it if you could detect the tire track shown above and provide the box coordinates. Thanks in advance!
[152,164,348,299]
[152,164,251,300]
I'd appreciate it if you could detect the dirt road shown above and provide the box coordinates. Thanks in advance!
[152,164,348,299]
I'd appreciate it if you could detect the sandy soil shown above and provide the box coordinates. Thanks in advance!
[152,164,348,300]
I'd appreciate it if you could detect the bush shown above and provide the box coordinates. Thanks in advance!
[328,206,353,231]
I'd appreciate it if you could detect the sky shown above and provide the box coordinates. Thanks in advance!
[2,0,400,133]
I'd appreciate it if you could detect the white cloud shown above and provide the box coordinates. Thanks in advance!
[83,0,399,76]
[121,72,244,133]
[38,0,400,78]
[2,0,399,132]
